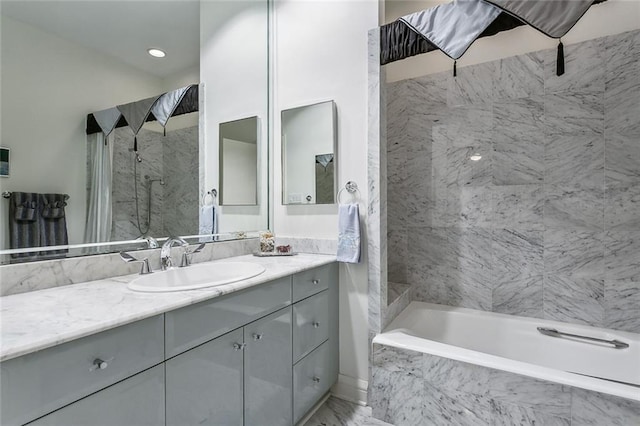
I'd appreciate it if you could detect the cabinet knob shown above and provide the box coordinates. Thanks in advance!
[89,357,112,372]
[253,333,263,341]
[233,343,246,351]
[312,322,320,329]
[312,376,321,383]
[312,279,320,285]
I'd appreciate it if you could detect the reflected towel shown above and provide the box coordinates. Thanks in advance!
[337,203,361,263]
[9,192,40,256]
[199,204,214,236]
[38,193,69,257]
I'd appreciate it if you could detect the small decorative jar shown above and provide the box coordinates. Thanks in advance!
[260,231,275,253]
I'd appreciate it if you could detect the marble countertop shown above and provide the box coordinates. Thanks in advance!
[0,253,336,362]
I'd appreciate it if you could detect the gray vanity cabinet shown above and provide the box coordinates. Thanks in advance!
[165,328,244,426]
[244,307,293,426]
[28,365,165,426]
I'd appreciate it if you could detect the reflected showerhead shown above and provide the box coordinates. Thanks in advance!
[135,153,143,163]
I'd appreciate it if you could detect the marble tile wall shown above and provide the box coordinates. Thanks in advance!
[110,125,199,241]
[0,237,257,296]
[371,344,640,426]
[386,30,640,333]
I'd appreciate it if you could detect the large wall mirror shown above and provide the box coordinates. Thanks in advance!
[282,101,337,205]
[0,1,269,263]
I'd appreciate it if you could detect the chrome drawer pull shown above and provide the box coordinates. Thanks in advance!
[253,333,263,341]
[312,322,320,329]
[89,357,114,372]
[312,376,321,383]
[537,327,629,349]
[312,279,320,285]
[233,343,246,351]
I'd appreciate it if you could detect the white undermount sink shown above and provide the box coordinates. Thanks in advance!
[128,262,266,292]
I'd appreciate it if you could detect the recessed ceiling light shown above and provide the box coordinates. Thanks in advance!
[147,48,166,58]
[469,153,482,161]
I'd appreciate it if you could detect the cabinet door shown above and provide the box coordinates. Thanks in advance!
[28,365,164,426]
[166,328,244,426]
[244,307,293,426]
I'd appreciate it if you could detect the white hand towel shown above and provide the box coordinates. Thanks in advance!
[199,205,214,236]
[337,203,361,263]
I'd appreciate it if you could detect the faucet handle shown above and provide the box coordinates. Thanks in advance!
[120,252,153,275]
[180,243,206,267]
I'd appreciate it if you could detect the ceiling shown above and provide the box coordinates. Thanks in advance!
[1,0,200,78]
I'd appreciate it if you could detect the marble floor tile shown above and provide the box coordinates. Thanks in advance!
[492,229,544,281]
[493,275,543,318]
[493,185,544,231]
[605,132,640,188]
[604,185,640,230]
[494,51,544,100]
[605,230,640,282]
[543,229,604,279]
[304,397,391,426]
[371,370,425,426]
[604,280,640,333]
[544,185,604,231]
[545,132,604,189]
[543,38,605,94]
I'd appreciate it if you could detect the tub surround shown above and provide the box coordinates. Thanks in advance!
[0,237,257,297]
[385,29,640,334]
[0,253,335,362]
[371,343,640,426]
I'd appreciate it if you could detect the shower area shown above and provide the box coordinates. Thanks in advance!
[109,124,199,241]
[367,7,640,423]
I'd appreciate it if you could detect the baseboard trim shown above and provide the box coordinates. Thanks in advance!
[331,374,368,406]
[296,391,331,426]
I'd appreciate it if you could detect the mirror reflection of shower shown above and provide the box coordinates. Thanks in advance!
[131,149,164,236]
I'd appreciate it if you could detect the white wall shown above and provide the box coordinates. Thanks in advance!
[0,15,163,248]
[384,0,640,81]
[282,102,334,204]
[200,0,269,233]
[273,0,379,396]
[221,138,257,205]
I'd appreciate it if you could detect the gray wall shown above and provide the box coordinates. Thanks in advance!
[386,30,639,333]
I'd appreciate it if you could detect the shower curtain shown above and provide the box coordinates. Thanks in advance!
[84,132,113,244]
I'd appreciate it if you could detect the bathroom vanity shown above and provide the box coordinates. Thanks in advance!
[0,255,338,426]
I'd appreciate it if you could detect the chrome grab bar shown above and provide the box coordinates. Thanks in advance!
[537,327,629,349]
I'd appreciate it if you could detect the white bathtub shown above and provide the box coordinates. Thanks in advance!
[373,301,640,402]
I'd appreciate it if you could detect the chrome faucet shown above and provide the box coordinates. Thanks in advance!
[160,237,188,270]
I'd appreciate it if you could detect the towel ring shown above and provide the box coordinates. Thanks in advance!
[202,188,217,205]
[337,181,360,204]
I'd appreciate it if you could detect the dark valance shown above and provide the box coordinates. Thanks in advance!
[86,84,199,135]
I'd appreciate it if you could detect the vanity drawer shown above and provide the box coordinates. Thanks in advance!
[293,290,329,362]
[0,315,164,426]
[292,263,336,302]
[293,341,332,423]
[28,364,165,426]
[165,276,291,358]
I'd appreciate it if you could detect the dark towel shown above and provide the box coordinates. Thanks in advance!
[9,192,40,257]
[38,193,69,256]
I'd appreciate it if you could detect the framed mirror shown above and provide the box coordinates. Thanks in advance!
[0,0,270,263]
[281,100,337,205]
[219,117,259,206]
